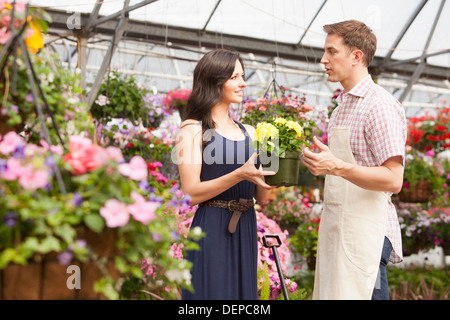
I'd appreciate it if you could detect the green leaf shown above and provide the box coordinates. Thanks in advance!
[0,248,17,269]
[83,214,105,233]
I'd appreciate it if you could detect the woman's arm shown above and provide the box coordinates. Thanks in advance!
[176,121,274,206]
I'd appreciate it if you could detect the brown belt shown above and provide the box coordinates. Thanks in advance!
[199,198,254,234]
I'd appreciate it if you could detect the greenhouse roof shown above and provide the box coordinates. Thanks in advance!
[29,0,450,117]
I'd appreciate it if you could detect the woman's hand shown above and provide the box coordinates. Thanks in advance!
[238,152,276,190]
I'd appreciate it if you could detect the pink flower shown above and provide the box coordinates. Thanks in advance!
[0,131,24,155]
[127,191,159,225]
[118,156,147,181]
[1,157,25,180]
[18,166,49,190]
[40,139,63,156]
[0,26,12,45]
[99,199,129,228]
[63,135,104,175]
[104,146,124,162]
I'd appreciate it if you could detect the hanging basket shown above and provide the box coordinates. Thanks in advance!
[398,180,431,203]
[263,151,301,187]
[0,228,120,300]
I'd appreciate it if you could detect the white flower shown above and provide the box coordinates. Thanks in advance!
[95,94,110,106]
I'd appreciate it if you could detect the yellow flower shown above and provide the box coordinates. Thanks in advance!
[286,120,303,137]
[255,122,278,142]
[25,25,43,53]
[274,117,287,125]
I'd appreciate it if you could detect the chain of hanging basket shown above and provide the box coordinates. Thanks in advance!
[0,1,67,195]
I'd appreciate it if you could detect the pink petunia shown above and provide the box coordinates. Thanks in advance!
[0,131,24,155]
[127,191,159,225]
[40,139,63,156]
[118,156,147,181]
[63,135,104,175]
[99,199,129,228]
[18,166,49,190]
[1,157,25,180]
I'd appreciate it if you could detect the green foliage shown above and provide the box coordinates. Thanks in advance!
[90,70,149,125]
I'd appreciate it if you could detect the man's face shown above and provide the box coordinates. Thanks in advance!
[320,34,354,84]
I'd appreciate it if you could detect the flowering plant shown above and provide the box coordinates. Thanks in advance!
[163,88,191,119]
[241,93,316,138]
[259,186,313,225]
[0,0,47,53]
[254,117,309,158]
[289,218,320,270]
[396,202,450,255]
[406,106,450,153]
[0,131,201,299]
[91,70,149,125]
[401,148,448,205]
[142,93,173,128]
[256,211,301,299]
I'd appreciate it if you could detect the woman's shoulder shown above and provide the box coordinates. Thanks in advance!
[178,119,202,139]
[241,123,256,139]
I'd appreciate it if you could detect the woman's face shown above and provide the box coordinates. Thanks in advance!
[222,59,247,104]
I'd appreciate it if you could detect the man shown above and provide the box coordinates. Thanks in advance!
[301,20,406,300]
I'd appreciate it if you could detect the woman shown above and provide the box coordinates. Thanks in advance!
[176,49,274,300]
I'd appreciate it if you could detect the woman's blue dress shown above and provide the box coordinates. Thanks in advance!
[182,121,258,300]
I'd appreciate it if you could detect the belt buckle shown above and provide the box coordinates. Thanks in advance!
[227,200,237,212]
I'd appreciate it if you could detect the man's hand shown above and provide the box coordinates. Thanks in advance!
[301,136,342,176]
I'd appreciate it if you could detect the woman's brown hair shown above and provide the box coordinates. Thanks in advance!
[183,48,244,139]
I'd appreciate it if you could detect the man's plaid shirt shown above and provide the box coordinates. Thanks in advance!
[329,75,407,263]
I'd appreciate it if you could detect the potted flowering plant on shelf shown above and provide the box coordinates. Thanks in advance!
[163,88,191,120]
[254,117,310,187]
[398,148,447,203]
[0,131,201,300]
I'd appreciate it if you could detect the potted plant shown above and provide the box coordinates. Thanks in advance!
[395,202,449,256]
[0,16,201,298]
[289,218,320,270]
[0,131,201,299]
[254,117,310,187]
[406,106,450,153]
[90,70,149,126]
[399,149,446,203]
[162,88,191,120]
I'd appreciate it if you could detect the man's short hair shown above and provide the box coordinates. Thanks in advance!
[323,20,377,67]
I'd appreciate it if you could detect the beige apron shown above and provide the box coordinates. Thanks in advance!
[312,127,387,300]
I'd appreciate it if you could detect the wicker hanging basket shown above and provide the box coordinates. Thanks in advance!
[398,180,431,203]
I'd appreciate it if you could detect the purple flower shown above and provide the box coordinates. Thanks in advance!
[57,250,73,265]
[26,94,34,103]
[4,211,18,227]
[13,144,25,159]
[0,159,7,173]
[72,193,83,206]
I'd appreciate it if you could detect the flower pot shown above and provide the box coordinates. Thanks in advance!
[0,228,120,300]
[398,180,431,203]
[263,151,301,187]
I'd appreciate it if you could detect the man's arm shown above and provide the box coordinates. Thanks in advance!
[302,136,404,194]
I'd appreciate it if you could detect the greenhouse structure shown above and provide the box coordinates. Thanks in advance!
[0,0,448,303]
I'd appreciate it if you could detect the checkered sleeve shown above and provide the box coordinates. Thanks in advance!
[364,97,407,166]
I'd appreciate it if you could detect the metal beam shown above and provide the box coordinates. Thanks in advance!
[399,0,446,102]
[87,0,130,109]
[88,0,158,29]
[200,0,222,34]
[381,0,428,66]
[296,0,327,48]
[45,9,450,81]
